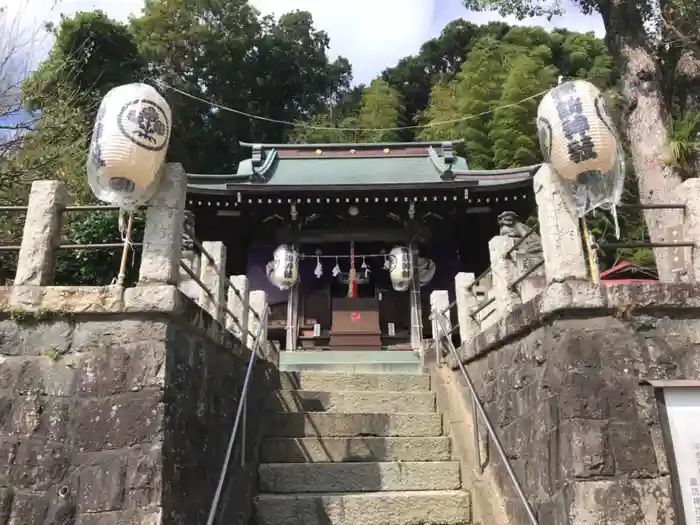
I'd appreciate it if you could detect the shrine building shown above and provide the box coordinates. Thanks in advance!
[185,140,537,368]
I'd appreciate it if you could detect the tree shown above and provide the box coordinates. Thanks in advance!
[382,20,512,142]
[460,0,699,279]
[352,79,403,142]
[131,0,353,173]
[3,11,145,202]
[289,79,403,143]
[416,80,462,145]
[0,12,146,284]
[490,45,558,168]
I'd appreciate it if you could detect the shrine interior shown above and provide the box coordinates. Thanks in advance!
[188,183,535,350]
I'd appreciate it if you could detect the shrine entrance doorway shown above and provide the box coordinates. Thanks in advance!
[294,241,413,351]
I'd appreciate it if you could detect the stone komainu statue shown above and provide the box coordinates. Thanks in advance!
[182,210,196,252]
[497,211,544,275]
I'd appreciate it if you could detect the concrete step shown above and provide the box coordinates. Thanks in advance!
[280,350,422,364]
[279,371,430,392]
[279,362,425,374]
[259,461,461,493]
[279,350,423,374]
[254,490,471,525]
[267,390,436,413]
[265,412,442,438]
[261,436,452,463]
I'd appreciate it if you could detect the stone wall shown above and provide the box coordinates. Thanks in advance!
[447,282,700,525]
[0,284,275,525]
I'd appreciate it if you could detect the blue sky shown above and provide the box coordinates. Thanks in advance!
[6,0,605,86]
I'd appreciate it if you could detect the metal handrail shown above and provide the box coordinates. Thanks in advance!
[467,266,492,292]
[509,259,545,291]
[503,225,538,259]
[432,307,540,525]
[206,305,269,525]
[470,296,495,319]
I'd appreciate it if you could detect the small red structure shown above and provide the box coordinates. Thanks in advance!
[599,261,658,285]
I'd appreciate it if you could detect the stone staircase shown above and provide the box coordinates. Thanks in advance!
[253,371,470,525]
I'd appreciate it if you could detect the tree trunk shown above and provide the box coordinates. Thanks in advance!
[602,1,683,281]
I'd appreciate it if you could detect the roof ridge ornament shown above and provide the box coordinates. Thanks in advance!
[441,141,455,164]
[251,144,263,167]
[427,146,455,181]
[441,142,455,181]
[250,146,278,183]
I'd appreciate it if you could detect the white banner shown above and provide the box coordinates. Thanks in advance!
[665,387,700,525]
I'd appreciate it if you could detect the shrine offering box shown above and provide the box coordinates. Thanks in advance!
[329,298,382,351]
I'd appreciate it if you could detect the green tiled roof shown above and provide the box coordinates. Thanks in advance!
[186,140,538,193]
[234,153,468,185]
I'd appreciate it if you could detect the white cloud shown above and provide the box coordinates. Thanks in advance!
[250,0,437,84]
[2,0,144,70]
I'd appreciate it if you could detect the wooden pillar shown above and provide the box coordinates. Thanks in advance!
[285,283,300,351]
[409,249,423,350]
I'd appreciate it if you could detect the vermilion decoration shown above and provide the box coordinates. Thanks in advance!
[351,312,361,321]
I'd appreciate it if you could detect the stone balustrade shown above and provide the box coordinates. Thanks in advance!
[432,163,700,362]
[5,163,269,350]
[0,163,276,525]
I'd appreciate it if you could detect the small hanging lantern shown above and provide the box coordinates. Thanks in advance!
[266,244,299,291]
[388,246,413,292]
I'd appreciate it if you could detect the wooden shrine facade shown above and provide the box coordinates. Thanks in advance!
[185,140,538,351]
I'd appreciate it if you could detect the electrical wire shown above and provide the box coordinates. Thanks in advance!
[155,79,551,133]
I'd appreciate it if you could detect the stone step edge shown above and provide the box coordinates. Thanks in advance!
[266,410,440,415]
[259,460,460,467]
[256,489,468,497]
[271,389,436,395]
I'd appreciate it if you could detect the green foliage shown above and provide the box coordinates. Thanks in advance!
[5,0,690,280]
[667,109,700,178]
[490,48,557,168]
[54,212,146,286]
[2,11,144,203]
[2,2,352,285]
[419,27,612,169]
[290,79,403,143]
[26,11,146,112]
[131,0,352,172]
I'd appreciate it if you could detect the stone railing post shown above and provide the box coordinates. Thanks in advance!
[199,241,226,325]
[430,290,451,361]
[139,164,187,285]
[533,164,587,283]
[248,290,268,350]
[454,272,481,359]
[14,181,68,285]
[179,210,201,302]
[489,235,520,321]
[227,275,250,343]
[671,179,700,282]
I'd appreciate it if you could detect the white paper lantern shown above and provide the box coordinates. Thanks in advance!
[536,80,618,184]
[87,83,172,211]
[266,245,299,291]
[389,246,413,292]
